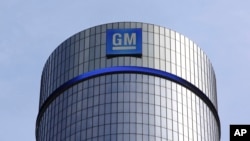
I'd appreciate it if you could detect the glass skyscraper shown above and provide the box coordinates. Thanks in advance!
[36,22,220,141]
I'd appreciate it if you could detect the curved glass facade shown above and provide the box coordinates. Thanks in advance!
[36,22,220,141]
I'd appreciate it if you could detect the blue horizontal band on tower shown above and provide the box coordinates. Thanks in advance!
[36,66,220,137]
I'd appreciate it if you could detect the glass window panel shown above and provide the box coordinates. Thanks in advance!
[160,47,165,60]
[148,57,154,68]
[161,107,166,118]
[176,53,181,67]
[165,49,170,63]
[106,58,112,67]
[118,113,124,123]
[171,39,176,52]
[118,93,124,102]
[148,32,154,44]
[89,35,95,47]
[124,22,130,28]
[170,30,175,39]
[143,31,148,43]
[124,82,130,91]
[86,128,92,139]
[143,124,149,135]
[142,84,149,95]
[137,103,143,113]
[105,93,111,103]
[149,125,155,135]
[87,117,92,128]
[143,103,149,113]
[167,109,172,120]
[137,113,143,123]
[130,82,136,92]
[111,124,117,134]
[155,58,160,69]
[118,57,124,66]
[160,86,166,98]
[112,83,118,92]
[160,35,165,47]
[124,124,129,133]
[137,23,143,28]
[137,124,143,134]
[178,103,185,115]
[124,74,130,81]
[105,125,111,135]
[130,113,136,122]
[154,25,159,33]
[130,103,136,112]
[99,94,105,104]
[171,51,176,66]
[111,102,117,113]
[155,126,161,137]
[124,57,130,66]
[155,86,160,96]
[143,45,148,59]
[148,44,154,57]
[105,103,111,114]
[123,113,130,122]
[149,94,154,104]
[130,124,136,134]
[92,116,98,126]
[160,27,165,35]
[112,57,118,66]
[124,92,130,102]
[167,129,173,140]
[118,22,125,28]
[148,24,153,32]
[101,32,106,45]
[173,131,178,140]
[124,103,130,112]
[84,37,89,50]
[165,36,170,49]
[149,114,155,125]
[142,74,149,82]
[130,92,136,102]
[142,23,148,31]
[172,99,177,111]
[136,83,142,93]
[118,103,123,112]
[92,104,99,115]
[155,116,161,126]
[154,34,159,45]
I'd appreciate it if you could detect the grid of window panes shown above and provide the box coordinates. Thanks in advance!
[39,22,218,111]
[38,22,220,141]
[37,74,219,141]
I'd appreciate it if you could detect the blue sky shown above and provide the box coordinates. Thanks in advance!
[1,0,250,140]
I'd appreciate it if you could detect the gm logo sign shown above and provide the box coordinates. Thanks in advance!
[106,28,142,57]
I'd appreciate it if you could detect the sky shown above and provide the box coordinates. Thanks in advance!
[0,0,250,141]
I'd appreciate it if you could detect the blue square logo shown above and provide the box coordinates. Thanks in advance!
[106,28,142,57]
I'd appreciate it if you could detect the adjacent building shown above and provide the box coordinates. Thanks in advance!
[36,22,220,141]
